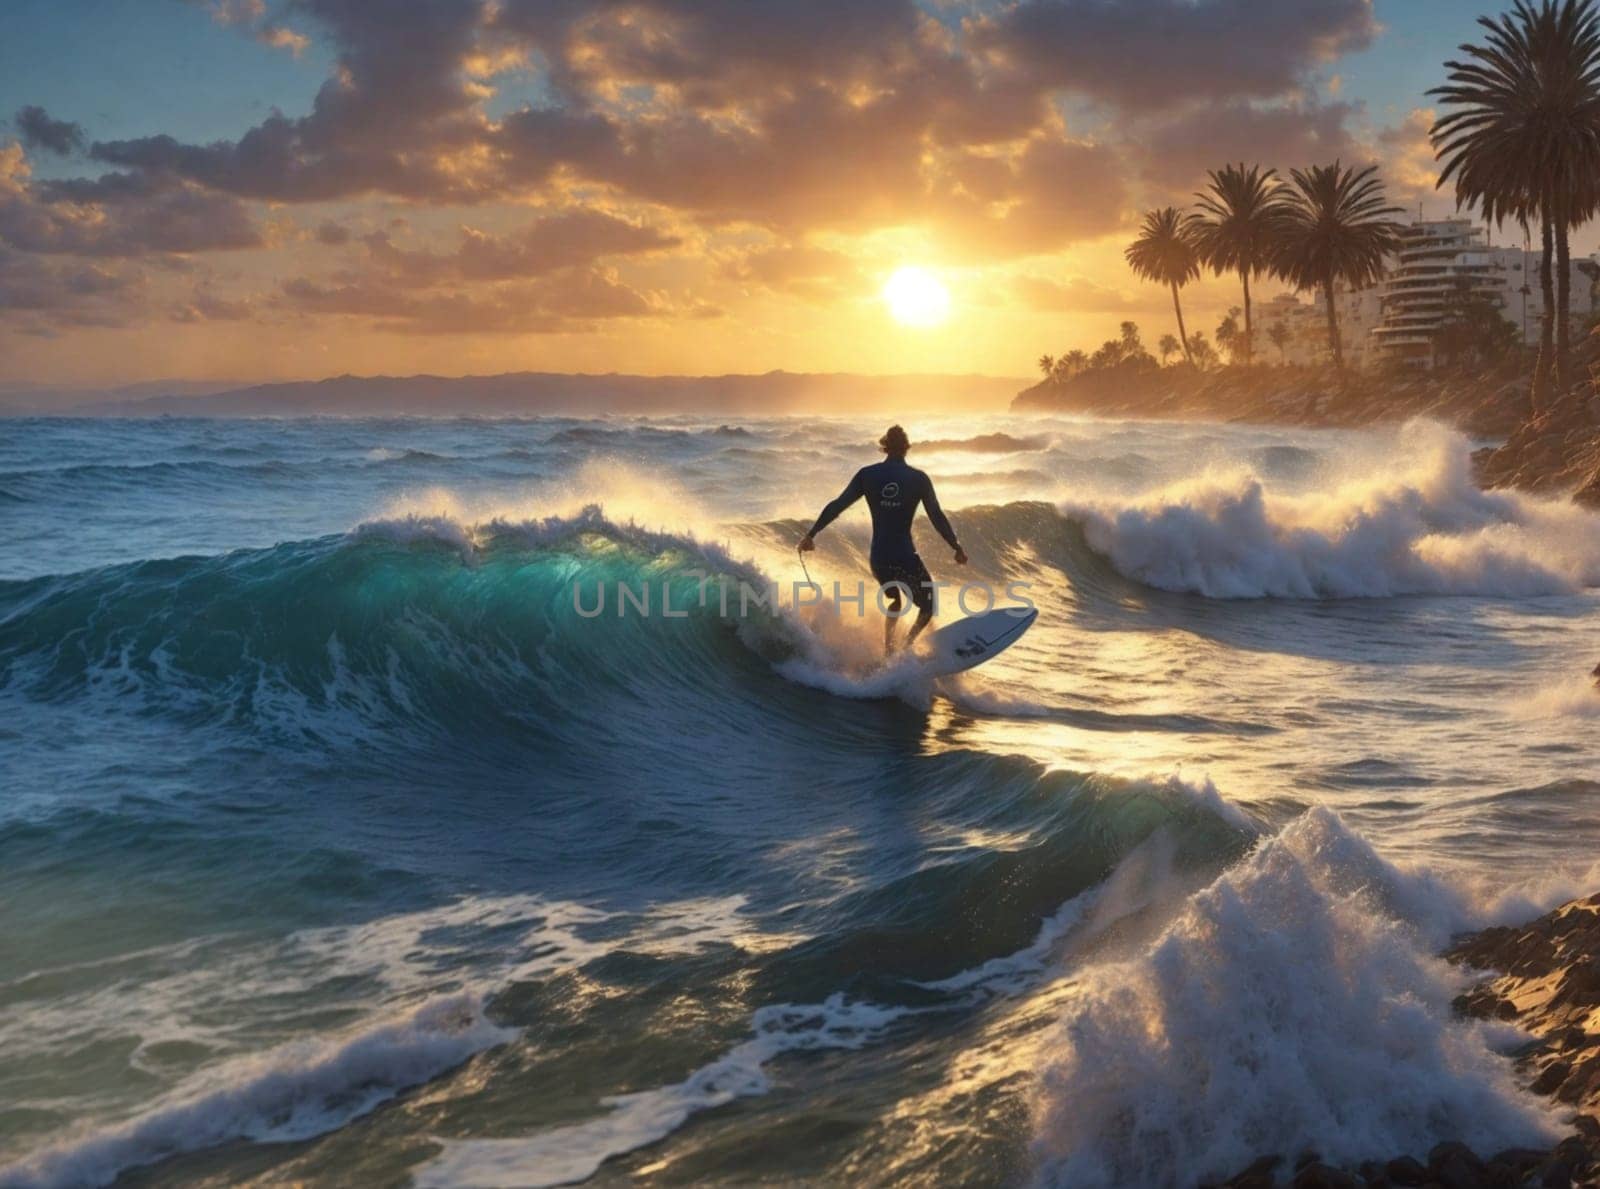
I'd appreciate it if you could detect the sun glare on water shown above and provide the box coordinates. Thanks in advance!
[882,266,952,328]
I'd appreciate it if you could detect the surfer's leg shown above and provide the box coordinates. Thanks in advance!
[903,561,936,647]
[906,605,933,646]
[876,568,904,655]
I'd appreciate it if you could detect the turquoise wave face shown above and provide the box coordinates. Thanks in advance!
[0,516,794,749]
[0,499,1147,767]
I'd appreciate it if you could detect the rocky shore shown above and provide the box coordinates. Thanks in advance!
[1013,362,1532,438]
[1474,402,1600,506]
[1210,895,1600,1189]
[1012,355,1600,509]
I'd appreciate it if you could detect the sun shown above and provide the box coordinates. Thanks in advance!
[882,266,951,328]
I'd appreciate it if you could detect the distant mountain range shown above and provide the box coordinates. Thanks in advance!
[2,371,1027,417]
[0,378,246,414]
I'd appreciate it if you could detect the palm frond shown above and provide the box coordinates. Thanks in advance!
[1428,0,1600,226]
[1183,163,1287,278]
[1271,161,1404,293]
[1124,207,1199,287]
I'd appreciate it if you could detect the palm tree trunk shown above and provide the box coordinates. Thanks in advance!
[1240,269,1253,365]
[1324,273,1343,374]
[1536,213,1555,412]
[1556,211,1572,398]
[1171,281,1193,365]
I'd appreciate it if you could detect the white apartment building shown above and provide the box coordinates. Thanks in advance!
[1260,289,1383,369]
[1259,217,1600,371]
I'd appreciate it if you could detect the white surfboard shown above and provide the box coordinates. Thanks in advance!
[918,606,1038,677]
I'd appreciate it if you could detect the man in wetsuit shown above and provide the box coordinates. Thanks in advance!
[799,424,967,654]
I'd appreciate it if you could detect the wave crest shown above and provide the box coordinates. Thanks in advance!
[1066,423,1600,598]
[0,995,510,1189]
[1029,807,1562,1186]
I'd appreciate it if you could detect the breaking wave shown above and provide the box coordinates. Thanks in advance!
[1065,423,1600,598]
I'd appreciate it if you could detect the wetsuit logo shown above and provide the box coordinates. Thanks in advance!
[881,482,900,499]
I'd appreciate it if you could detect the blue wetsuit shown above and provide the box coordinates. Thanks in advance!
[807,456,959,612]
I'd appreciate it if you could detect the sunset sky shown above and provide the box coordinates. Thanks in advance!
[0,0,1577,389]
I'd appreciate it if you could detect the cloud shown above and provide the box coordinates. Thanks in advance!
[1,147,262,257]
[257,24,311,55]
[358,210,680,285]
[933,136,1130,257]
[171,288,255,322]
[64,0,1367,235]
[971,0,1379,113]
[1373,107,1441,211]
[13,106,84,156]
[314,219,351,245]
[717,242,868,301]
[1012,273,1149,313]
[80,0,1039,230]
[0,245,145,328]
[278,206,684,334]
[278,264,663,333]
[93,0,498,203]
[493,0,932,108]
[191,0,310,56]
[1131,100,1365,195]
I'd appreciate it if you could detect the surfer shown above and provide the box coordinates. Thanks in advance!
[799,424,967,654]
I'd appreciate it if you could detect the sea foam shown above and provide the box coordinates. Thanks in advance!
[1067,422,1600,598]
[1028,807,1564,1187]
[416,996,913,1189]
[0,894,767,1189]
[0,995,509,1189]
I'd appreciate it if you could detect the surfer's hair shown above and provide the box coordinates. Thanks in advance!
[879,425,910,456]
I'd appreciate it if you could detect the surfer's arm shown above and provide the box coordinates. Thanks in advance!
[922,480,961,552]
[805,470,865,539]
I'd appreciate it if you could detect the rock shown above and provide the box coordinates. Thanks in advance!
[1292,1161,1363,1189]
[1384,1155,1429,1185]
[1429,1141,1482,1169]
[1532,1059,1573,1095]
[1221,1154,1283,1188]
[1429,1141,1487,1189]
[1552,1135,1593,1173]
[1489,1148,1549,1175]
[1445,894,1600,1131]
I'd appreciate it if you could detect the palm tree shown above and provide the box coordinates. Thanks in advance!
[1271,161,1403,374]
[1125,207,1199,365]
[1215,309,1241,363]
[1061,349,1089,375]
[1430,0,1600,405]
[1187,332,1218,369]
[1158,333,1180,364]
[1186,164,1287,364]
[1038,354,1055,379]
[1267,322,1291,363]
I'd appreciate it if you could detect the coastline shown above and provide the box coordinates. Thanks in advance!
[1210,895,1600,1189]
[1013,359,1600,509]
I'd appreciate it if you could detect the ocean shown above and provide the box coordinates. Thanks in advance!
[2,412,1599,1188]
